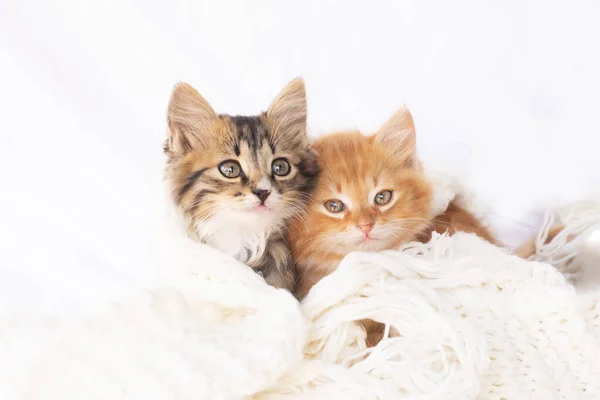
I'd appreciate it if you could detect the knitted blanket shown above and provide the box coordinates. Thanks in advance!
[1,188,599,399]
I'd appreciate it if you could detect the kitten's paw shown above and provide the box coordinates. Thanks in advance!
[358,319,386,348]
[514,224,567,258]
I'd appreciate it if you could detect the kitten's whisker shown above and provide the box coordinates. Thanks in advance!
[293,191,318,202]
[297,234,341,264]
[309,238,341,269]
[279,199,311,232]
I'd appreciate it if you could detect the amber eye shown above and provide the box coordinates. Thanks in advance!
[374,190,392,205]
[324,199,346,213]
[272,158,291,176]
[218,160,242,178]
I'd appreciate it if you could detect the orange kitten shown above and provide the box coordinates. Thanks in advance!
[289,106,563,345]
[289,108,497,300]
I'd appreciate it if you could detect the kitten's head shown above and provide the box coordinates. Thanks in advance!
[289,108,433,266]
[165,78,319,237]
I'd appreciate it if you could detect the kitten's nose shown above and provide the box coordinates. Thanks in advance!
[356,223,374,236]
[252,189,271,203]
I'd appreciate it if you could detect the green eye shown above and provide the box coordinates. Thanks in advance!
[272,158,291,177]
[324,199,346,213]
[374,190,392,205]
[218,160,242,178]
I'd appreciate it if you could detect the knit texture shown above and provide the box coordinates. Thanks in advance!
[1,188,599,399]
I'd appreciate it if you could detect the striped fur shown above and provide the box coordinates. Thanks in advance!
[165,78,318,292]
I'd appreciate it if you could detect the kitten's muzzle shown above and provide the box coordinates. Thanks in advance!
[252,189,271,203]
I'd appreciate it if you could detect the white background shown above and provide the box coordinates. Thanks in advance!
[1,0,599,317]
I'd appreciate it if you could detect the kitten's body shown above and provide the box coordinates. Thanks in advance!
[165,79,318,291]
[426,202,498,245]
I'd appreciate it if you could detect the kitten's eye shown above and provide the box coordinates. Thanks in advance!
[272,158,291,177]
[374,190,393,205]
[218,160,242,178]
[324,199,346,213]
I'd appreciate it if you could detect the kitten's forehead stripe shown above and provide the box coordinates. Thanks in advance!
[230,115,268,154]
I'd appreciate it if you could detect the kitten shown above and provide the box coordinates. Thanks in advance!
[288,107,499,299]
[289,106,561,345]
[286,107,500,345]
[164,78,319,292]
[291,108,419,296]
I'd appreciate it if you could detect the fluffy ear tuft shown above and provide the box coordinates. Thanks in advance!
[267,78,308,146]
[373,106,417,167]
[166,82,217,155]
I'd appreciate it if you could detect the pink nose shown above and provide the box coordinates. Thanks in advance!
[356,223,374,236]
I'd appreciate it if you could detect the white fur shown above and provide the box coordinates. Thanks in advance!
[195,210,274,264]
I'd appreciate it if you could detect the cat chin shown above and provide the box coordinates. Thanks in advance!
[356,239,389,252]
[334,236,390,254]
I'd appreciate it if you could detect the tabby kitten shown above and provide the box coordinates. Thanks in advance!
[288,107,497,299]
[165,78,319,291]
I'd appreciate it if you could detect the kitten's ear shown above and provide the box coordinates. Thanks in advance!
[373,106,417,167]
[267,78,308,145]
[167,82,217,155]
